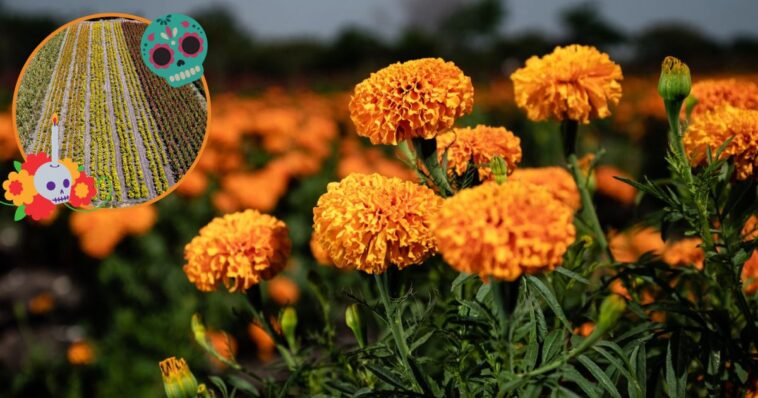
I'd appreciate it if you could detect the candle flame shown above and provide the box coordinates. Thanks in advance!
[52,113,58,125]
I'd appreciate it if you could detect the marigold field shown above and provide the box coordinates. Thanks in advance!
[1,3,758,398]
[14,18,208,207]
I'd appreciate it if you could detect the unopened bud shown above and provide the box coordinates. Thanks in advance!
[280,307,298,350]
[191,314,209,350]
[159,357,198,398]
[597,295,626,332]
[658,56,691,102]
[490,156,508,184]
[345,304,366,348]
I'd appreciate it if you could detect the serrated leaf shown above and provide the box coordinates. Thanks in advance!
[409,330,434,353]
[555,267,590,284]
[525,276,571,331]
[367,364,406,390]
[227,375,258,396]
[578,355,622,398]
[592,345,641,396]
[563,365,601,397]
[542,330,564,363]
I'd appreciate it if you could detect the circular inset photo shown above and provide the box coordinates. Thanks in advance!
[13,13,209,208]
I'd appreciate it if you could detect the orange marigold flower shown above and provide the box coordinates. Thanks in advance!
[743,215,758,241]
[689,79,758,118]
[309,233,333,265]
[436,125,522,180]
[684,106,758,180]
[183,210,291,292]
[609,227,664,263]
[70,206,157,258]
[743,250,758,295]
[510,167,580,210]
[511,44,623,123]
[248,323,276,362]
[432,181,576,281]
[313,173,442,274]
[268,275,300,305]
[349,58,474,145]
[67,341,94,365]
[2,170,36,206]
[206,330,238,369]
[595,165,637,205]
[28,292,55,315]
[662,238,704,270]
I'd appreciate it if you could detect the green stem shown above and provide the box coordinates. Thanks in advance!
[562,120,613,261]
[245,286,299,370]
[412,137,453,197]
[493,279,519,373]
[374,273,421,393]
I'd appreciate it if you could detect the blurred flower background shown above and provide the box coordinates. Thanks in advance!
[0,0,757,396]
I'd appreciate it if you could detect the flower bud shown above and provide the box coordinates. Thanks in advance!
[280,307,298,350]
[490,156,508,184]
[345,304,366,348]
[191,313,209,350]
[597,294,626,333]
[159,357,198,398]
[658,56,691,102]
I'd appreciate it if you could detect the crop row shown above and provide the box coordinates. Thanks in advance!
[122,21,207,179]
[16,31,66,148]
[61,23,91,164]
[31,25,79,155]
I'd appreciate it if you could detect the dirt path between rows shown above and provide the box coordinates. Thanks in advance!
[108,23,157,199]
[100,25,128,204]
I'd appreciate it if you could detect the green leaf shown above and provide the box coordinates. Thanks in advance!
[14,206,25,222]
[555,267,590,284]
[542,330,564,363]
[592,345,641,396]
[577,355,622,398]
[13,161,21,172]
[227,375,259,396]
[78,164,84,171]
[367,364,407,390]
[209,376,230,398]
[563,365,600,397]
[525,276,571,331]
[409,330,434,353]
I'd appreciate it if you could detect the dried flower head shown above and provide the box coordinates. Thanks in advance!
[436,125,522,180]
[349,58,474,145]
[683,106,758,180]
[511,44,623,123]
[313,173,442,274]
[432,181,576,281]
[183,210,291,292]
[510,167,580,210]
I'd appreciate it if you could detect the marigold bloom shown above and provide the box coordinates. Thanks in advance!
[309,234,333,265]
[743,250,758,295]
[432,181,576,281]
[349,58,474,145]
[511,44,623,123]
[28,292,55,315]
[183,210,291,292]
[662,238,704,270]
[609,227,664,263]
[690,79,758,118]
[70,207,157,258]
[206,331,238,369]
[268,275,300,305]
[436,125,522,180]
[2,170,36,206]
[248,323,276,362]
[510,167,580,210]
[67,341,94,365]
[159,357,198,398]
[683,106,758,180]
[313,173,442,274]
[595,166,637,205]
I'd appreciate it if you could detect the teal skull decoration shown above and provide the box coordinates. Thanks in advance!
[140,13,207,88]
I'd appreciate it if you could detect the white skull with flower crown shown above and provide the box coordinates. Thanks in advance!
[33,115,71,204]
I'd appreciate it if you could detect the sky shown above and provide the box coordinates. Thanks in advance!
[4,0,757,42]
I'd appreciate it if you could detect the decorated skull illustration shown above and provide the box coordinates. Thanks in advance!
[33,162,71,204]
[141,13,207,88]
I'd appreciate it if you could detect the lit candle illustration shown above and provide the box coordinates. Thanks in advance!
[51,113,59,162]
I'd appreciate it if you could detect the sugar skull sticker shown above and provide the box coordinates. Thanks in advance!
[141,14,208,88]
